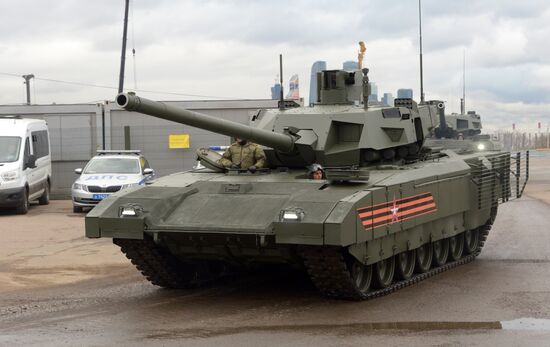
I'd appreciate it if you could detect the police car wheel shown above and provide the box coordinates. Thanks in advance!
[73,205,83,213]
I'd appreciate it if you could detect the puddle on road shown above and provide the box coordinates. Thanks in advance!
[501,318,550,331]
[146,318,550,339]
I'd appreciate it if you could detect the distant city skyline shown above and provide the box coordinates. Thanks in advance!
[342,61,358,72]
[382,93,394,106]
[286,74,299,100]
[309,61,327,105]
[397,89,414,99]
[368,82,378,102]
[270,83,281,100]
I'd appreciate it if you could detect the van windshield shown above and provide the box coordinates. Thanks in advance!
[0,136,22,163]
[84,158,140,174]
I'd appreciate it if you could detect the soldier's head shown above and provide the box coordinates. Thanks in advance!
[236,137,248,145]
[308,163,325,180]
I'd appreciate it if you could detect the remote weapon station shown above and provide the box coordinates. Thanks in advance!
[85,59,528,299]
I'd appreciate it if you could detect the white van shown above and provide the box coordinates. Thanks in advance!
[0,115,52,214]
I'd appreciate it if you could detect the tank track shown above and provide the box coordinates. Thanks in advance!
[114,237,214,289]
[301,209,496,301]
[115,208,496,299]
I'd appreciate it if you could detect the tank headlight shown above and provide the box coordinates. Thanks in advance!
[477,143,486,151]
[1,171,19,181]
[280,208,305,222]
[119,204,143,217]
[121,207,137,216]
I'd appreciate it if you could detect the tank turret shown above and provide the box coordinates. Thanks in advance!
[116,69,438,168]
[427,103,494,152]
[433,102,482,140]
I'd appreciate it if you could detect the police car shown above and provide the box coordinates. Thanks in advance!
[71,150,155,213]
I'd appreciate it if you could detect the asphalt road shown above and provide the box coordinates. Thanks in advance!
[0,156,549,346]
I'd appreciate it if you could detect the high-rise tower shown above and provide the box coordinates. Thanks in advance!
[309,61,327,105]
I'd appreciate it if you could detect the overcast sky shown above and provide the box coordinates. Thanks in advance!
[1,0,549,131]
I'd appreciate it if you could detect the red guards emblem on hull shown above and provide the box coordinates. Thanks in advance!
[357,192,437,229]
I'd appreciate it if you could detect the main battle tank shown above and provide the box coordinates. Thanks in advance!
[426,102,500,152]
[86,68,528,300]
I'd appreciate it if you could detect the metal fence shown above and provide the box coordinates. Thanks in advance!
[495,132,550,151]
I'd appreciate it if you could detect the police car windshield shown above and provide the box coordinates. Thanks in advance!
[84,158,140,174]
[0,136,21,163]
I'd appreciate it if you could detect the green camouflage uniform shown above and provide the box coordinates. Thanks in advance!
[219,142,266,169]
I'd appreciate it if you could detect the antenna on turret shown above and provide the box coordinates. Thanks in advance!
[460,49,466,115]
[279,54,285,110]
[418,0,425,104]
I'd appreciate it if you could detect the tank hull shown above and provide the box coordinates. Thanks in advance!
[86,149,523,300]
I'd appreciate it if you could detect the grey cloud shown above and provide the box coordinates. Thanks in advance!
[0,0,549,129]
[469,65,550,104]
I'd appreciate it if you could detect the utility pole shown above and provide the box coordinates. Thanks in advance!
[118,0,130,93]
[22,74,34,105]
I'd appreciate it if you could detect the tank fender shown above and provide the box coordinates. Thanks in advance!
[324,190,372,246]
[86,186,198,239]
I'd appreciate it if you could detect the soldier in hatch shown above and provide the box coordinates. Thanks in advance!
[218,137,266,172]
[308,163,326,180]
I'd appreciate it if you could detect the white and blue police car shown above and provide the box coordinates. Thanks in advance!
[71,150,155,213]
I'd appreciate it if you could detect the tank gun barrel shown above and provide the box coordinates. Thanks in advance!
[116,93,295,153]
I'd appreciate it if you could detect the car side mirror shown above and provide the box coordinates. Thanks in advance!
[26,155,37,169]
[74,168,83,175]
[143,168,154,175]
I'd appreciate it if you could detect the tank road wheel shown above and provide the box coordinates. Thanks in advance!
[463,229,479,255]
[350,260,373,295]
[373,257,395,289]
[432,238,449,267]
[448,234,464,261]
[415,243,433,273]
[395,250,416,281]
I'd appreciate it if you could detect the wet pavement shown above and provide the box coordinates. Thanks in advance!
[0,156,549,346]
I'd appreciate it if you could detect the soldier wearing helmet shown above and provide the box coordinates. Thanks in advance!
[308,163,325,180]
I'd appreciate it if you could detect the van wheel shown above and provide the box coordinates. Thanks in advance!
[16,189,29,215]
[73,206,83,213]
[38,181,50,205]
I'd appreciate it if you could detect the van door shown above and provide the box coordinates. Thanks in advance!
[31,129,50,197]
[22,137,40,198]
